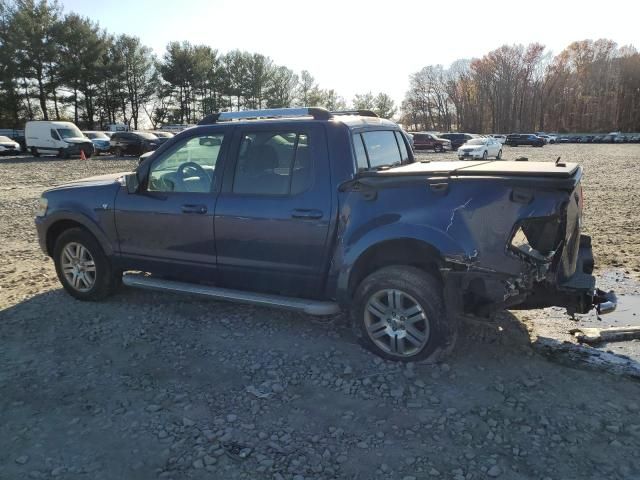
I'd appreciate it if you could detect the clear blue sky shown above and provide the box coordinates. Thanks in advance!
[60,0,639,107]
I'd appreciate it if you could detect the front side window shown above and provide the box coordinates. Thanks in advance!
[148,134,223,193]
[233,131,311,195]
[361,130,402,169]
[50,129,60,141]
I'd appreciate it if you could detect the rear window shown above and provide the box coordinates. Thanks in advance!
[361,131,402,169]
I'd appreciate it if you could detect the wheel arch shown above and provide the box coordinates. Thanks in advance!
[45,214,114,258]
[345,238,444,303]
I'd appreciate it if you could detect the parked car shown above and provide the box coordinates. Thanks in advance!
[490,134,506,144]
[0,135,21,155]
[25,121,94,158]
[83,131,111,155]
[437,133,474,150]
[505,134,545,147]
[146,131,175,146]
[457,137,502,160]
[411,132,451,152]
[34,107,615,362]
[110,131,160,157]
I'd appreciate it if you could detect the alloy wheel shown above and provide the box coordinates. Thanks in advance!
[364,289,430,357]
[60,242,96,292]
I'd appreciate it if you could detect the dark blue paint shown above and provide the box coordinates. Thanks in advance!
[36,115,589,313]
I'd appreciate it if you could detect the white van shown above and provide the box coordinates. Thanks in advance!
[25,121,94,158]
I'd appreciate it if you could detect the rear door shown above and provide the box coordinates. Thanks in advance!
[214,123,332,298]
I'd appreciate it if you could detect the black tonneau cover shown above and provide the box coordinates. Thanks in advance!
[380,160,579,178]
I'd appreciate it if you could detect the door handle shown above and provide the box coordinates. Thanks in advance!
[181,204,207,214]
[291,209,323,219]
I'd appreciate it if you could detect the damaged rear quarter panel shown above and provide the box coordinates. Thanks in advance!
[330,176,571,301]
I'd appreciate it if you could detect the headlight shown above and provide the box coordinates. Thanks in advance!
[36,197,48,217]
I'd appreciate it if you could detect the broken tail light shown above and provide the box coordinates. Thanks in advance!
[509,216,563,263]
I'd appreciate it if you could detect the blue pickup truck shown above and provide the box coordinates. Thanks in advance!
[35,108,615,362]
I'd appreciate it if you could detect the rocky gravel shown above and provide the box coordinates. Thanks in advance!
[1,146,640,479]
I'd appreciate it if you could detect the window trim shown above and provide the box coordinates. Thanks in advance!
[229,129,314,198]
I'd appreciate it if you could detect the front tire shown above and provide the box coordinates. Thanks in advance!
[31,147,40,157]
[496,149,502,160]
[482,150,488,160]
[352,266,457,362]
[53,228,118,301]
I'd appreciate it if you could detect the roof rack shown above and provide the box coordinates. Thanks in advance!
[198,107,331,125]
[330,110,379,118]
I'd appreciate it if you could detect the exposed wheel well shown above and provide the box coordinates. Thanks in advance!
[46,219,87,256]
[348,239,443,299]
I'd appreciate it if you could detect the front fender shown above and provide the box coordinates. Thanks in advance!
[37,209,115,257]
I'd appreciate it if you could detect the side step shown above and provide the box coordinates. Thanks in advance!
[122,273,341,316]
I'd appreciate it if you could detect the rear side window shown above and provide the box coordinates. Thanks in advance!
[233,131,311,195]
[353,134,368,171]
[361,131,402,169]
[394,131,409,162]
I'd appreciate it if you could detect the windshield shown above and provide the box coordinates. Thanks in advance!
[466,139,485,145]
[136,132,158,140]
[57,127,85,139]
[84,132,109,140]
[0,136,12,142]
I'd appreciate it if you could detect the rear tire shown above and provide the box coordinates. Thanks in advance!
[351,266,457,363]
[114,147,123,157]
[53,228,118,301]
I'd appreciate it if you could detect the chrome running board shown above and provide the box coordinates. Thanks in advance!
[122,273,341,316]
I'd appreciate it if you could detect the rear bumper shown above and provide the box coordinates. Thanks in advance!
[513,235,616,315]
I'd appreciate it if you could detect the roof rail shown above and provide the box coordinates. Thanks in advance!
[330,110,379,118]
[198,107,331,125]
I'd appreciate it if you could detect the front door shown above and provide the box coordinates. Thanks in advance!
[114,127,230,281]
[214,124,332,298]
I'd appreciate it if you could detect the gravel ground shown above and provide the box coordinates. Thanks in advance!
[1,146,640,480]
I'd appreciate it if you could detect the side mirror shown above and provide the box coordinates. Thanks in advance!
[125,172,139,194]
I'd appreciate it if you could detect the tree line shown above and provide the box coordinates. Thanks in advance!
[0,0,396,129]
[401,40,640,133]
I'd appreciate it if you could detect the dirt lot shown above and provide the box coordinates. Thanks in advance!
[1,145,640,480]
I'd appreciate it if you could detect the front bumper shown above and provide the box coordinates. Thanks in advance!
[35,216,48,255]
[93,143,111,152]
[458,152,482,159]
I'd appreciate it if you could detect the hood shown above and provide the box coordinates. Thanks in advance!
[0,141,19,147]
[377,160,580,179]
[459,145,483,151]
[47,171,130,192]
[63,137,92,144]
